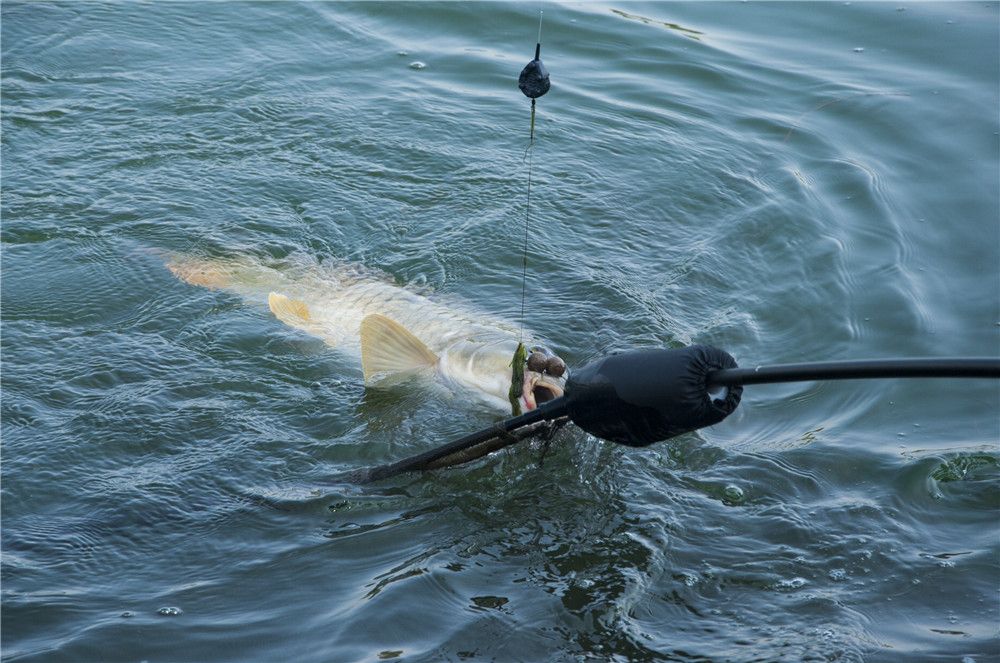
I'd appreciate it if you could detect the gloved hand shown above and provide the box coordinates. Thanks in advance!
[564,345,742,447]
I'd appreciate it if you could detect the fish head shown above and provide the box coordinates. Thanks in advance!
[520,346,567,411]
[437,339,567,413]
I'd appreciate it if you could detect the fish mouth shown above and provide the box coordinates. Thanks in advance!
[522,372,565,411]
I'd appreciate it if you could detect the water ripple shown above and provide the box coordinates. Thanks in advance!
[3,2,997,661]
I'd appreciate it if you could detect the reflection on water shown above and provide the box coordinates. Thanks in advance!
[610,8,705,40]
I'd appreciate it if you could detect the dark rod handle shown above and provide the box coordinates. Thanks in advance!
[708,357,1000,387]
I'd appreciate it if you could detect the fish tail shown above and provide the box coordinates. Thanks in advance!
[166,255,233,290]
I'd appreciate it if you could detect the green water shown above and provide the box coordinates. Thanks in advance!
[2,2,998,661]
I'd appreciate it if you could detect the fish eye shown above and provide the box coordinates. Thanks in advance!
[544,356,566,377]
[527,352,548,373]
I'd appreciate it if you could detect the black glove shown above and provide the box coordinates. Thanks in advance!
[564,345,742,447]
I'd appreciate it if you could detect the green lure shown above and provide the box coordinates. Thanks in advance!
[508,342,528,416]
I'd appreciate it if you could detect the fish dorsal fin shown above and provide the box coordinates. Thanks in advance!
[360,314,438,384]
[268,292,312,323]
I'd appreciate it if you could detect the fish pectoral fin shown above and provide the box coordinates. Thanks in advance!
[268,292,313,326]
[360,314,438,384]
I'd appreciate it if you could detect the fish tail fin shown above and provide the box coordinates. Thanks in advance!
[360,314,438,384]
[166,256,232,290]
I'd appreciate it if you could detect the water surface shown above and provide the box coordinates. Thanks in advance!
[2,2,998,661]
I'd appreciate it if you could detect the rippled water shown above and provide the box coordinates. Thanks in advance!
[3,2,998,661]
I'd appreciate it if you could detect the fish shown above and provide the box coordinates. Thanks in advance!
[166,252,566,413]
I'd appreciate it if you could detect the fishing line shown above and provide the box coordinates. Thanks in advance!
[516,10,550,341]
[505,11,552,416]
[518,145,533,340]
[782,91,910,142]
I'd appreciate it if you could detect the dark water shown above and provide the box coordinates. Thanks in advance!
[3,2,998,661]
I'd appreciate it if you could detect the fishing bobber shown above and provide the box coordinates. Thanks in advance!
[518,12,550,148]
[518,46,550,99]
[519,12,550,100]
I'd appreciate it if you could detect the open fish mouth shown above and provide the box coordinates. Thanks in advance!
[522,373,565,411]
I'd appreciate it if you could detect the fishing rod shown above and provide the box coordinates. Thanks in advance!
[709,357,1000,386]
[352,346,1000,482]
